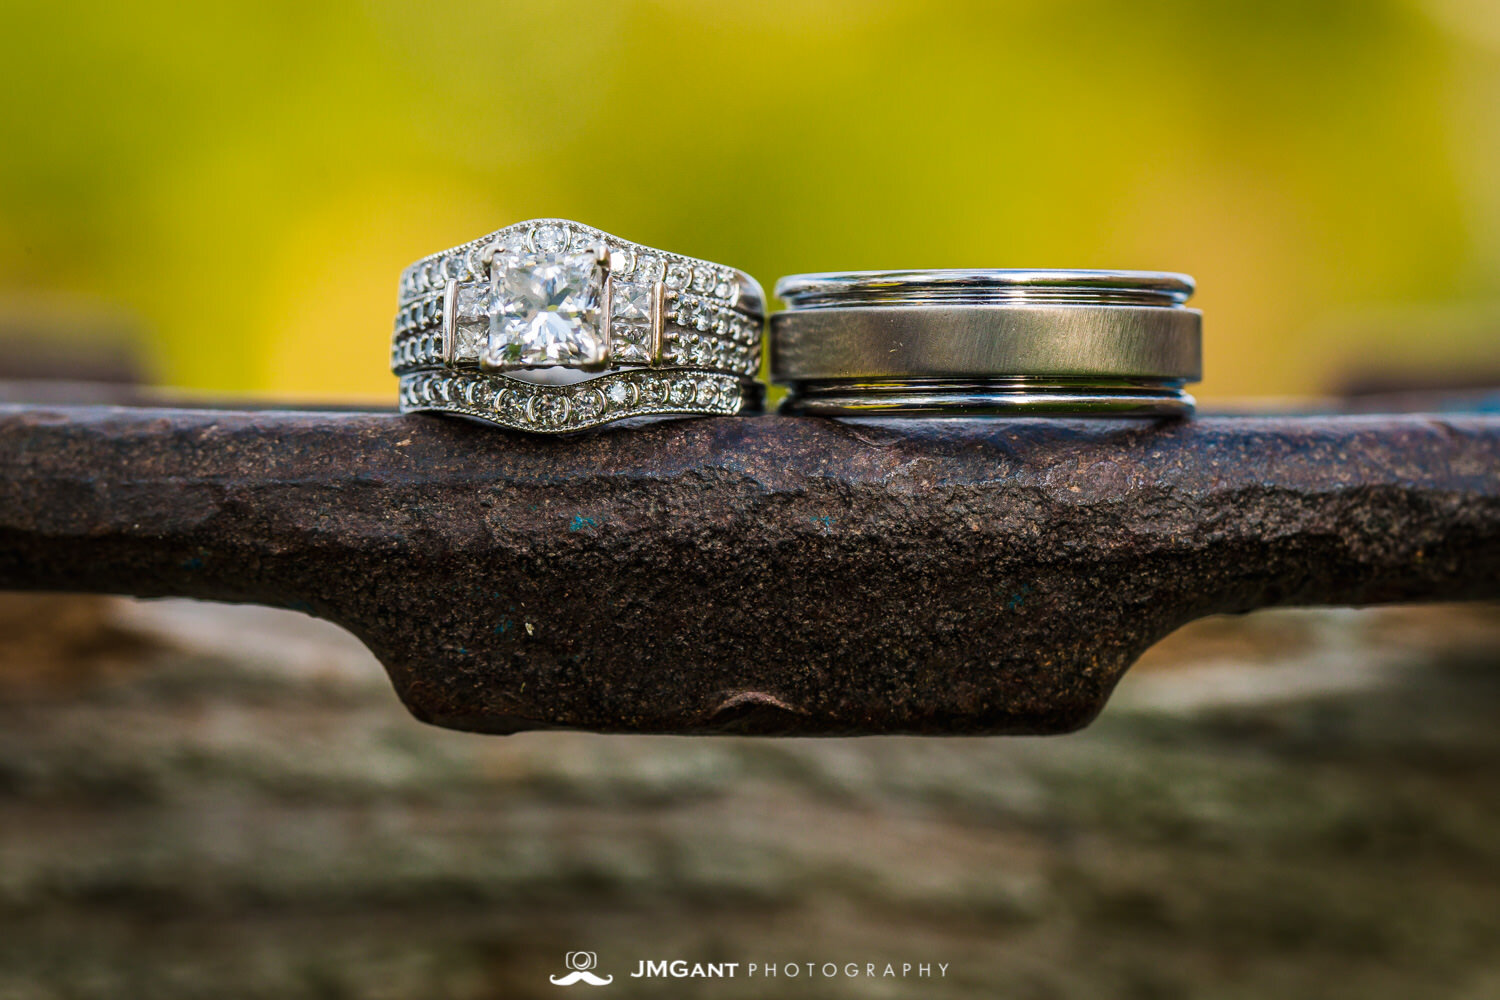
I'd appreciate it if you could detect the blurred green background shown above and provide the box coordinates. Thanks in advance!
[2,0,1498,402]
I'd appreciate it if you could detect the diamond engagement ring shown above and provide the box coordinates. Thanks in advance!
[392,219,765,432]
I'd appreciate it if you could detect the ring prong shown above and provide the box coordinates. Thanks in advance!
[476,241,505,280]
[600,271,613,368]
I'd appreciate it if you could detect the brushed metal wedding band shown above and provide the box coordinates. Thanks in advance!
[770,270,1202,417]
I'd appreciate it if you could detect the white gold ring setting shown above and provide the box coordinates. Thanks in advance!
[393,219,764,432]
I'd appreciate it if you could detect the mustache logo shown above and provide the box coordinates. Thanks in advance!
[551,952,612,986]
[549,971,614,986]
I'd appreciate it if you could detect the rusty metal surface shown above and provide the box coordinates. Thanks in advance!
[0,403,1496,736]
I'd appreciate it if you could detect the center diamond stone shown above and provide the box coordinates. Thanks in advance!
[481,249,605,369]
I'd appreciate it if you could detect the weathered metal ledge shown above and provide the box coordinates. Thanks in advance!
[0,403,1496,736]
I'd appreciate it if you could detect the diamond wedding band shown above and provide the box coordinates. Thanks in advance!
[392,219,765,432]
[771,270,1202,417]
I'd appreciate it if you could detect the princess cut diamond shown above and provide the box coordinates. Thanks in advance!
[481,249,606,369]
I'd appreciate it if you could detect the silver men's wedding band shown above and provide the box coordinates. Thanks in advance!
[770,270,1201,417]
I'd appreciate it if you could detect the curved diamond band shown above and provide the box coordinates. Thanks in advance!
[392,219,764,432]
[398,369,756,434]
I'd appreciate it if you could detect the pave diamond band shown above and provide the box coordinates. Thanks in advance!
[393,219,764,431]
[399,369,760,434]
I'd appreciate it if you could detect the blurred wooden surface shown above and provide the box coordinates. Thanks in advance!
[0,596,1497,998]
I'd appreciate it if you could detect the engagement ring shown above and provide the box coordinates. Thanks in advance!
[393,219,764,432]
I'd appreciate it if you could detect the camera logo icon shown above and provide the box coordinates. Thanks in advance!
[550,952,613,986]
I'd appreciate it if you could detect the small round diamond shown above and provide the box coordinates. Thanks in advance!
[695,379,718,406]
[669,380,694,405]
[664,264,692,290]
[531,393,569,428]
[533,224,568,253]
[571,389,604,423]
[607,247,634,276]
[604,380,633,410]
[643,379,670,405]
[502,389,530,422]
[636,256,664,283]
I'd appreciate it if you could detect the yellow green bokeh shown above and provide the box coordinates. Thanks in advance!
[2,0,1498,402]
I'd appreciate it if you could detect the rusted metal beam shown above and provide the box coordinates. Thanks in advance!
[0,402,1496,736]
